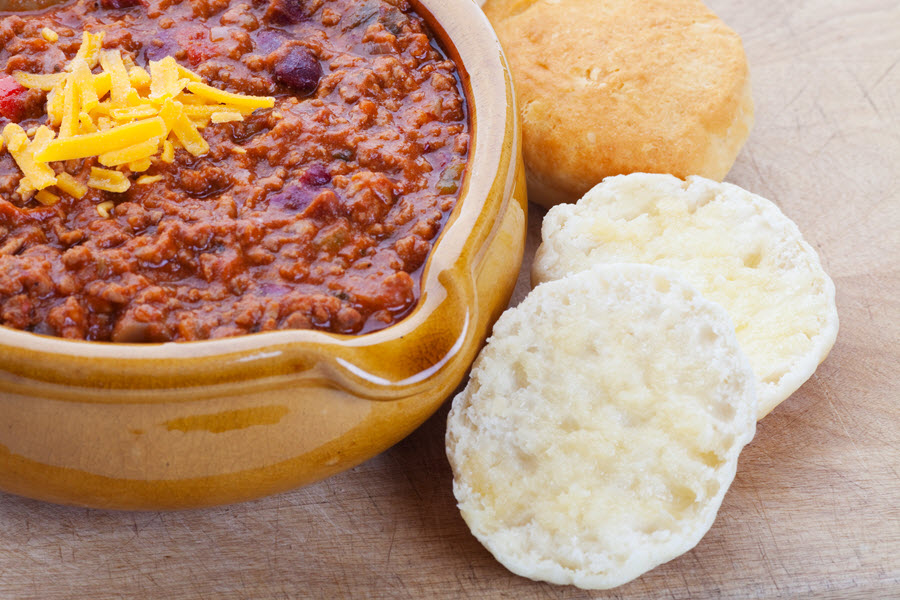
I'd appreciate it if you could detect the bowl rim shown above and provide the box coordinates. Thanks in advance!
[0,0,519,395]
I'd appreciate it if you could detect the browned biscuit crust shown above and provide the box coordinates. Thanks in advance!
[483,0,754,208]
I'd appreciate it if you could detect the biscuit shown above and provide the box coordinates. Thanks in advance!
[482,0,754,208]
[533,174,839,418]
[446,264,757,589]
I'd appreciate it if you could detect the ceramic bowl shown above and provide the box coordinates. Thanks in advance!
[0,0,526,510]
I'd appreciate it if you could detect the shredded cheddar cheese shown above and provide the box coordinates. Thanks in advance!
[157,99,207,156]
[98,137,161,167]
[175,64,203,83]
[2,124,57,191]
[4,125,28,154]
[161,140,175,163]
[110,104,158,122]
[35,117,167,162]
[185,81,275,109]
[128,158,153,172]
[212,111,244,123]
[58,65,80,137]
[149,57,184,100]
[99,49,131,106]
[88,167,130,193]
[12,71,65,91]
[46,77,66,126]
[181,103,254,118]
[136,174,164,185]
[93,72,112,100]
[128,66,152,89]
[73,58,100,113]
[31,126,57,157]
[35,189,60,205]
[3,31,274,204]
[70,31,104,71]
[56,172,87,199]
[78,111,97,133]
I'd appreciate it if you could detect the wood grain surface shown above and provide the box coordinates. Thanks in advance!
[1,0,898,598]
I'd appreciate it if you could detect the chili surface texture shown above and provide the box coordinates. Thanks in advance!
[0,0,469,342]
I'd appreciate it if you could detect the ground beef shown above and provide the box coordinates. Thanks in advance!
[0,0,469,342]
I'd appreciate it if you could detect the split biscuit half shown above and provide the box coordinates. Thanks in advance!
[446,264,757,589]
[533,173,839,418]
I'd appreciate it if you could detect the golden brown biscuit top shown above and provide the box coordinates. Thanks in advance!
[483,0,752,206]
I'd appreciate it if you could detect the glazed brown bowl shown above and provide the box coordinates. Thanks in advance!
[0,0,526,509]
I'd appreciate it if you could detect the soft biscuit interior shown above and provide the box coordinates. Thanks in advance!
[447,264,757,590]
[534,174,839,418]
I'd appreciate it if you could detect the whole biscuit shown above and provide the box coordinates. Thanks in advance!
[482,0,754,208]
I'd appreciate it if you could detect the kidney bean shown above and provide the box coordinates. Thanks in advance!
[100,0,142,9]
[264,0,310,25]
[274,46,322,95]
[299,164,331,187]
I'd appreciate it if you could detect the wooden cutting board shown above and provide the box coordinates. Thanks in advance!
[0,1,897,598]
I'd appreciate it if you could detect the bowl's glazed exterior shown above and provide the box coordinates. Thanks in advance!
[0,0,526,510]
